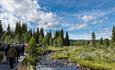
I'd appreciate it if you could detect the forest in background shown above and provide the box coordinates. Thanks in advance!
[0,20,115,70]
[0,20,70,47]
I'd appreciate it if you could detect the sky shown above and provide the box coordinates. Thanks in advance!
[0,0,114,40]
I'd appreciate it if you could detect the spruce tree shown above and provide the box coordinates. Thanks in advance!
[60,29,64,45]
[49,30,52,39]
[29,29,33,37]
[112,26,115,42]
[7,24,11,35]
[49,30,53,45]
[40,28,44,38]
[92,32,96,47]
[105,38,109,47]
[39,28,44,43]
[22,23,27,33]
[15,21,21,34]
[64,32,70,46]
[100,37,103,45]
[45,32,51,45]
[53,30,60,47]
[35,28,40,43]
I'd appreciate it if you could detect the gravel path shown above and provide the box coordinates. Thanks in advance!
[0,55,25,70]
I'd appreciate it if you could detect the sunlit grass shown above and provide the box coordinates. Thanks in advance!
[49,46,115,70]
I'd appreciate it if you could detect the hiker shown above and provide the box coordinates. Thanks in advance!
[4,44,10,64]
[7,45,17,69]
[0,43,4,52]
[3,43,8,64]
[20,43,25,56]
[14,44,20,62]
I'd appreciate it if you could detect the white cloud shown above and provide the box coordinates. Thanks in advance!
[75,10,109,24]
[0,11,18,30]
[38,12,60,29]
[69,23,87,30]
[0,0,59,30]
[82,15,93,22]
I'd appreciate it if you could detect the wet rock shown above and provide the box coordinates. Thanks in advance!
[76,63,80,68]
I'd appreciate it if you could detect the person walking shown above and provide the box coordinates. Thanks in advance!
[7,45,17,69]
[16,44,20,62]
[20,44,25,56]
[3,43,8,64]
[4,44,10,64]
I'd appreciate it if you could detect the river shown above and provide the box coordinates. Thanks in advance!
[36,53,79,70]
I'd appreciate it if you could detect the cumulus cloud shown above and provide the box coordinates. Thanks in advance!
[75,10,109,25]
[0,0,59,30]
[69,23,87,30]
[82,15,93,22]
[38,12,60,29]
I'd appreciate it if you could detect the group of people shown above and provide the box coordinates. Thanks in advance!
[1,43,25,69]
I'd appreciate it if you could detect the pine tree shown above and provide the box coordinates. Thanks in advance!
[25,30,32,42]
[45,32,50,45]
[29,29,33,37]
[64,32,70,46]
[105,38,109,47]
[42,37,47,45]
[39,28,44,43]
[60,29,64,45]
[100,37,103,45]
[49,38,53,46]
[15,21,21,34]
[40,28,44,38]
[53,30,59,47]
[34,28,40,43]
[6,24,11,36]
[49,30,52,45]
[112,26,115,42]
[22,23,27,33]
[23,32,29,43]
[49,30,52,39]
[92,32,96,47]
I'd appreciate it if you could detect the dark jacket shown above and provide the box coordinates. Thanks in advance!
[7,47,17,58]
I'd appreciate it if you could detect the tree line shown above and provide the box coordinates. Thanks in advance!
[91,26,115,47]
[0,20,70,47]
[0,20,114,47]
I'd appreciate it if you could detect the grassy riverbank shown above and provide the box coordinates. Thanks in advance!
[47,46,115,70]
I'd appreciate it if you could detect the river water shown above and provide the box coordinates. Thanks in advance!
[36,53,79,70]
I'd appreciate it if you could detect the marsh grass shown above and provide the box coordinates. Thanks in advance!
[48,46,115,70]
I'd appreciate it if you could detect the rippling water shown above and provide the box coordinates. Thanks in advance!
[36,54,79,70]
[36,67,79,70]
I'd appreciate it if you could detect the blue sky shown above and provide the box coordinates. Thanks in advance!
[0,0,115,39]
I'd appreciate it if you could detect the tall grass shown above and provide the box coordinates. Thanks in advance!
[49,46,115,70]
